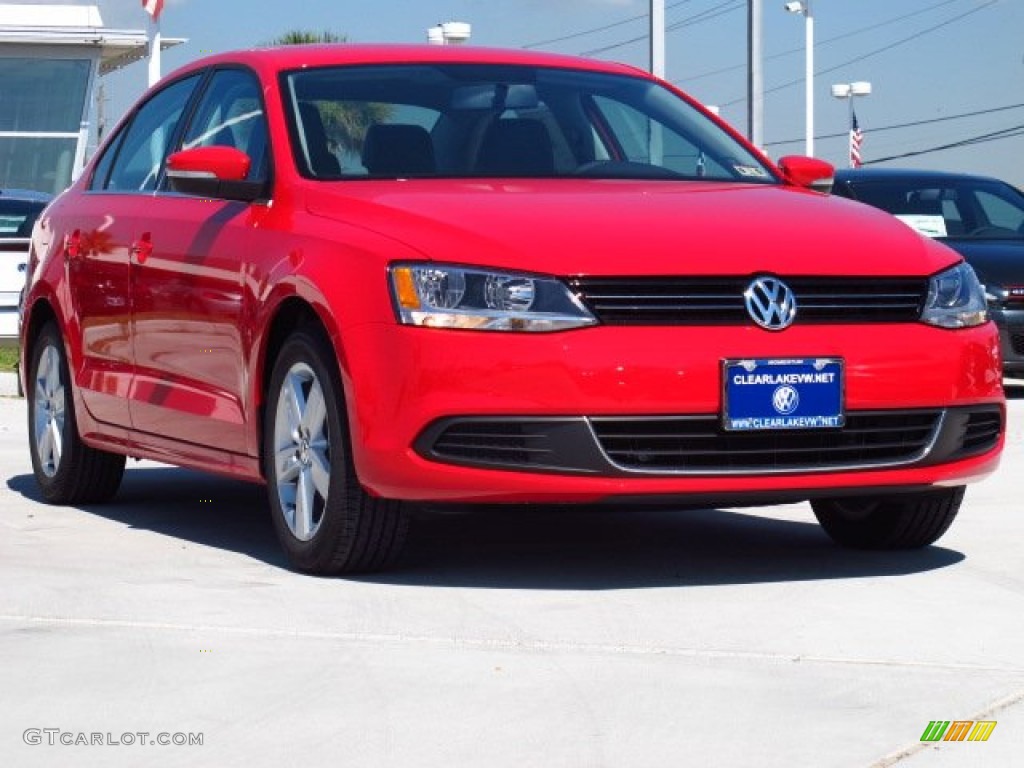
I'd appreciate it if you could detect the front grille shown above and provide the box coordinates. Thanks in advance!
[590,410,942,472]
[1011,333,1024,355]
[568,276,927,326]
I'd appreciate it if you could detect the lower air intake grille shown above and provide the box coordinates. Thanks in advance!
[430,421,555,466]
[590,410,943,472]
[420,406,998,475]
[959,408,1002,456]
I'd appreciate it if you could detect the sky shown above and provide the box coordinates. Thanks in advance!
[38,0,1024,184]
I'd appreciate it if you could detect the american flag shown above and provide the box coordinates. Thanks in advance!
[142,0,165,22]
[849,110,864,168]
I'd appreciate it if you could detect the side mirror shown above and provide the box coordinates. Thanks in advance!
[777,155,835,194]
[166,146,266,202]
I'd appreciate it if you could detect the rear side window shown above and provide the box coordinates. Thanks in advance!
[88,131,125,191]
[104,75,201,193]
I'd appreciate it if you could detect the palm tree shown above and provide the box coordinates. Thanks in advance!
[268,30,390,158]
[271,30,346,46]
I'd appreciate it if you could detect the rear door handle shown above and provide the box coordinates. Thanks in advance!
[64,230,82,261]
[131,233,153,264]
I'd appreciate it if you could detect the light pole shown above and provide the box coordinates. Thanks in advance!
[784,1,814,157]
[831,81,872,167]
[748,0,763,149]
[650,0,665,78]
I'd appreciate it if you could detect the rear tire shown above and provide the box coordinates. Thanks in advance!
[263,328,409,574]
[28,322,125,503]
[811,487,965,550]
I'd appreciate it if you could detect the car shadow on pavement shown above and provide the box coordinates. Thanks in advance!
[383,504,965,590]
[8,467,965,590]
[7,467,288,570]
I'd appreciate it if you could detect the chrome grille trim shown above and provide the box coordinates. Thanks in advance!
[568,276,927,325]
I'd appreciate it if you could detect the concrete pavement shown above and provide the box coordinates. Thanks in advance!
[0,390,1022,767]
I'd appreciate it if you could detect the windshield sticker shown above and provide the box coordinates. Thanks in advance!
[894,214,947,238]
[734,165,769,178]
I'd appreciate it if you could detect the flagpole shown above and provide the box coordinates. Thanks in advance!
[847,97,854,168]
[148,15,161,87]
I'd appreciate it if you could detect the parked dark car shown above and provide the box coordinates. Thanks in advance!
[834,168,1024,377]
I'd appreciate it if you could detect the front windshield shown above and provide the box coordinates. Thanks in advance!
[848,179,1024,241]
[281,63,775,183]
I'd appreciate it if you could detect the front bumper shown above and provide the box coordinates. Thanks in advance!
[338,321,1004,503]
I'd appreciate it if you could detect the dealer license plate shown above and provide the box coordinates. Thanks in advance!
[723,358,844,431]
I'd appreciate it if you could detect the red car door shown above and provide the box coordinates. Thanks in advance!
[128,198,256,454]
[61,191,138,428]
[127,68,270,456]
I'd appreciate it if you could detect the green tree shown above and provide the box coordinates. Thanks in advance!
[267,30,390,158]
[271,30,346,46]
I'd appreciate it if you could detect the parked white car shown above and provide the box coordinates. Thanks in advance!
[0,189,50,347]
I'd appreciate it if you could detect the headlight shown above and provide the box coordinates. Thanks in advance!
[922,263,988,329]
[389,263,597,332]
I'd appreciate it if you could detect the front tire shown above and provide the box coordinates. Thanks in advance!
[263,328,409,574]
[811,487,965,550]
[28,322,125,503]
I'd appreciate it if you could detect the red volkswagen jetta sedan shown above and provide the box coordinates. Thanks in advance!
[21,46,1003,573]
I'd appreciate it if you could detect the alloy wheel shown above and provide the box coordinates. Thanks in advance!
[33,344,66,478]
[273,362,331,541]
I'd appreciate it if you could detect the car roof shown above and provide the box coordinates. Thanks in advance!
[162,43,649,82]
[0,188,52,203]
[833,167,1008,186]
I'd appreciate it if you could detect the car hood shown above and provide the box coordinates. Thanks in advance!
[940,238,1024,287]
[306,180,959,277]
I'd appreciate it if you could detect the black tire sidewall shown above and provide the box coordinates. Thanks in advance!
[812,487,964,549]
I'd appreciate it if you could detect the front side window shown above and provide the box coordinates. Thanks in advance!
[181,68,269,183]
[975,189,1024,234]
[281,64,774,183]
[104,75,201,193]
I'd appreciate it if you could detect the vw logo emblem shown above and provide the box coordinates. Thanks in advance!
[772,385,800,415]
[744,277,797,330]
